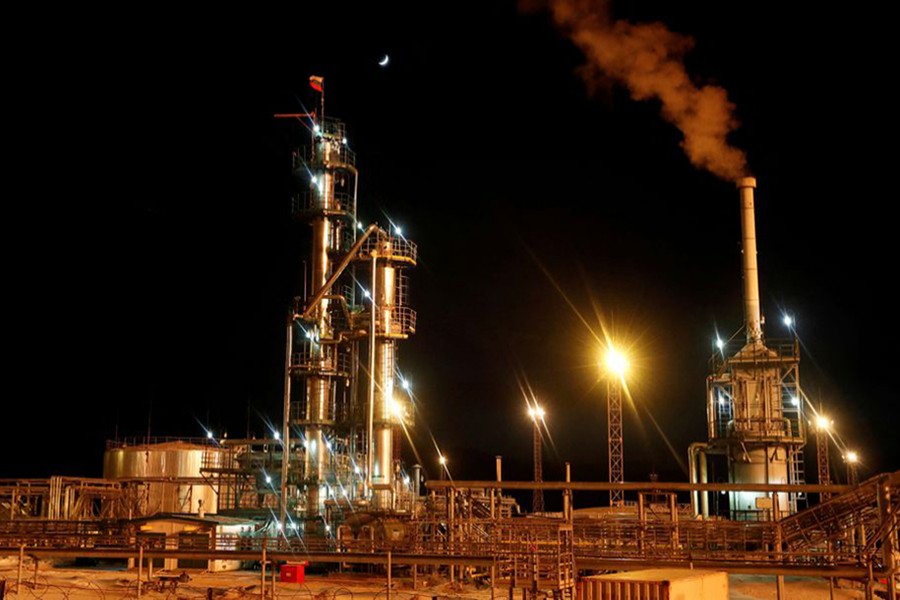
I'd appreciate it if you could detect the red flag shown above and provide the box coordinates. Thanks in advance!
[309,75,324,93]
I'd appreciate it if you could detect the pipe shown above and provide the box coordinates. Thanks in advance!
[426,480,854,493]
[279,318,292,529]
[366,255,377,499]
[738,177,763,344]
[699,448,709,518]
[300,224,379,321]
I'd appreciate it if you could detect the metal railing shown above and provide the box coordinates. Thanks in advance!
[358,231,417,264]
[291,191,355,218]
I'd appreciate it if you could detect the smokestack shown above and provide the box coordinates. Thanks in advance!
[738,177,762,344]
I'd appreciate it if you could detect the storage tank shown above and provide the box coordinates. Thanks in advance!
[104,441,225,515]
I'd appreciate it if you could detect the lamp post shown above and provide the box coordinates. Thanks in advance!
[605,348,629,507]
[815,413,832,502]
[528,405,546,513]
[438,455,447,481]
[845,450,859,486]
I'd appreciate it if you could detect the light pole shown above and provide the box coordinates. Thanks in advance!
[605,347,629,507]
[528,405,546,513]
[438,454,447,481]
[845,450,859,486]
[815,413,832,502]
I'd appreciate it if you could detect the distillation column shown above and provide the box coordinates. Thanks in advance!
[357,231,417,510]
[290,118,358,524]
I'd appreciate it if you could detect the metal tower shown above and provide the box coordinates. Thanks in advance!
[529,406,545,513]
[697,178,807,520]
[608,378,624,507]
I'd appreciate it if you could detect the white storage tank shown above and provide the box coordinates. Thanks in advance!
[578,569,727,600]
[104,440,225,515]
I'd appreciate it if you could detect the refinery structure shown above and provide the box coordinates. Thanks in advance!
[1,90,898,600]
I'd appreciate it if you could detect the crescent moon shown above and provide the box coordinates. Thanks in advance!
[378,55,390,67]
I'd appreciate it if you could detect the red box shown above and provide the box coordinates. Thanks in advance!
[279,562,307,583]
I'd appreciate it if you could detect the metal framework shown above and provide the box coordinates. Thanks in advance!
[608,378,624,507]
[2,474,897,597]
[817,424,832,502]
[533,418,544,513]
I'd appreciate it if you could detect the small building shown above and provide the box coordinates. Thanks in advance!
[129,513,257,572]
[579,569,728,600]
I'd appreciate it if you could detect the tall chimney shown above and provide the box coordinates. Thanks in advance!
[738,177,763,344]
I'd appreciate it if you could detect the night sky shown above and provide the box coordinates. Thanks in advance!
[7,2,895,490]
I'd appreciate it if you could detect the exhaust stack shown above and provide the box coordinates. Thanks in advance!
[738,177,762,344]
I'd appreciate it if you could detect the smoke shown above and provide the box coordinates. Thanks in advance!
[534,0,748,181]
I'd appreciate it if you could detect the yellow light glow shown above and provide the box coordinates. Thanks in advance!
[605,348,629,377]
[391,398,404,418]
[528,405,545,421]
[439,455,447,466]
[846,451,859,464]
[816,415,830,431]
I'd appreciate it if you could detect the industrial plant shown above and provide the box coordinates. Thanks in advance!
[1,87,897,600]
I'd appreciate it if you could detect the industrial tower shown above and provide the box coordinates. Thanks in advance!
[692,178,807,520]
[283,94,417,532]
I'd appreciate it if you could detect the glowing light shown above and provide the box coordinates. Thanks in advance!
[846,451,859,464]
[363,289,371,299]
[816,415,830,431]
[391,398,404,418]
[290,521,299,530]
[605,348,629,377]
[791,396,800,407]
[354,465,361,475]
[313,124,320,134]
[718,394,726,406]
[273,431,280,440]
[342,137,348,145]
[206,431,213,439]
[395,226,403,236]
[400,378,411,392]
[528,405,546,420]
[325,524,332,532]
[716,338,724,350]
[324,439,332,451]
[265,474,272,484]
[379,55,390,67]
[439,455,447,466]
[404,476,411,486]
[783,315,793,327]
[309,440,317,453]
[357,222,365,231]
[276,521,283,531]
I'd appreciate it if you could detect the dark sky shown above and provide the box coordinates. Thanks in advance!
[7,2,895,487]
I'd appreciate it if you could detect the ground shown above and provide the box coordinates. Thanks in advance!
[0,557,887,599]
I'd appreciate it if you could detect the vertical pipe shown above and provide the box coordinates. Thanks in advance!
[137,545,143,599]
[688,445,699,517]
[280,318,292,530]
[366,255,377,498]
[564,462,572,522]
[699,449,709,519]
[17,545,24,592]
[738,177,762,344]
[260,542,267,600]
[387,551,392,600]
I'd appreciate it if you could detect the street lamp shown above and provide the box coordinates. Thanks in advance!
[814,411,832,501]
[604,346,629,507]
[528,405,546,513]
[845,451,859,486]
[438,454,447,481]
